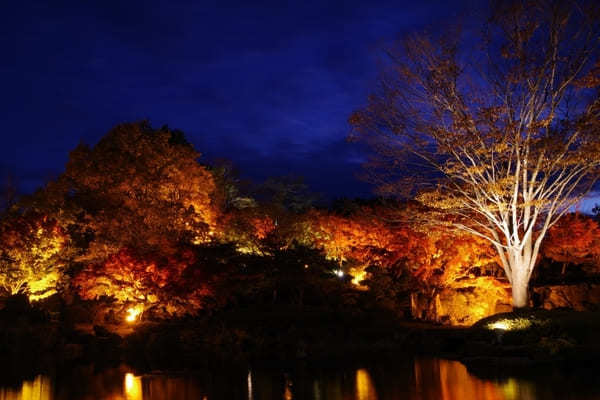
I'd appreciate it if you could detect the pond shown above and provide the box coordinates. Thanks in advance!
[0,358,598,400]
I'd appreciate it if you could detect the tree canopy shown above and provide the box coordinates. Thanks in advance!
[350,0,600,307]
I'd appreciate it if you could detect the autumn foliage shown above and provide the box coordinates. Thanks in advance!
[72,248,211,317]
[1,121,600,327]
[0,213,68,300]
[543,214,600,274]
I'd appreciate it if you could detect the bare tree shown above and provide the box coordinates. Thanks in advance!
[350,0,600,308]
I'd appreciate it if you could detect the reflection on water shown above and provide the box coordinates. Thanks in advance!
[355,369,377,400]
[247,370,253,400]
[0,376,52,400]
[124,373,141,400]
[0,358,598,400]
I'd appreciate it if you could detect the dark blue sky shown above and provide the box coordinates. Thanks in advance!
[2,0,473,199]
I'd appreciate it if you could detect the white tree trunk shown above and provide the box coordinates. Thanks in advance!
[511,271,529,308]
[507,249,533,309]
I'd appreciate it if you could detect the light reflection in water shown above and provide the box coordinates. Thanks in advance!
[0,359,594,400]
[247,370,253,400]
[413,359,539,400]
[0,376,52,400]
[355,369,377,400]
[417,359,503,400]
[283,377,293,400]
[124,373,142,400]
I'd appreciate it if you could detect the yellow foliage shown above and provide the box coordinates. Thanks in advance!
[0,215,66,301]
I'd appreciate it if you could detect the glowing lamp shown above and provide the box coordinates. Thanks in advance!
[336,269,344,277]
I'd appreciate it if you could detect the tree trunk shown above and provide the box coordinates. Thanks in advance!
[507,249,533,309]
[511,274,529,308]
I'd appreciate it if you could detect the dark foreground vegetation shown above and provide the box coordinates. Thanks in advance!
[2,289,600,384]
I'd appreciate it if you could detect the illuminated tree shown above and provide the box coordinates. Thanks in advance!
[350,1,600,307]
[219,207,277,254]
[55,122,218,263]
[0,213,68,301]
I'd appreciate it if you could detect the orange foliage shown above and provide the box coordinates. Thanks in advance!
[218,208,277,253]
[306,205,498,290]
[73,249,211,317]
[61,122,218,263]
[412,229,499,289]
[251,216,276,240]
[307,208,417,268]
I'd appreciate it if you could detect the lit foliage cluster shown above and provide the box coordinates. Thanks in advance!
[308,208,415,268]
[305,205,501,289]
[412,228,499,289]
[219,207,277,254]
[0,213,67,300]
[72,249,212,317]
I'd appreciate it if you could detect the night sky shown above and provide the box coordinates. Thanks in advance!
[1,0,479,200]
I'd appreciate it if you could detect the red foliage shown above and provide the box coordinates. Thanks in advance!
[72,248,210,316]
[543,214,600,267]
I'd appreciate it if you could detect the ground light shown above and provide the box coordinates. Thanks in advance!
[485,318,532,331]
[125,306,143,323]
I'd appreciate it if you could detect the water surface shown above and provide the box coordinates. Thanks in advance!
[0,358,597,400]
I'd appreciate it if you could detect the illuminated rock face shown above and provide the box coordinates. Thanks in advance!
[411,280,600,326]
[533,284,600,311]
[410,278,512,326]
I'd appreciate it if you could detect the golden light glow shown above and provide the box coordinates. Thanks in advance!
[27,271,60,302]
[350,266,368,289]
[283,378,293,400]
[125,306,143,323]
[486,318,532,331]
[124,372,142,400]
[0,375,52,400]
[355,369,378,400]
[487,321,509,330]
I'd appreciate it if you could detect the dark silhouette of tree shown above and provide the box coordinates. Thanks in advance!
[0,173,17,213]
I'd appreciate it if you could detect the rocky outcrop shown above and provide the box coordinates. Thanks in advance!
[410,277,512,326]
[411,279,600,326]
[533,283,600,311]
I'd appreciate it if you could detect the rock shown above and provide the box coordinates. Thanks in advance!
[412,281,600,326]
[533,283,600,311]
[410,277,511,326]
